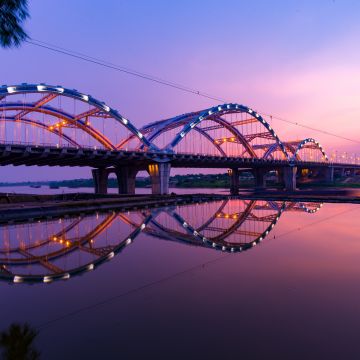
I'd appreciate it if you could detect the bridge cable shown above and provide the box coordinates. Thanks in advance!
[25,38,360,145]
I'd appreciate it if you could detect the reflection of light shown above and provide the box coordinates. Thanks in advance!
[7,86,17,93]
[87,264,94,271]
[37,85,47,91]
[81,94,89,102]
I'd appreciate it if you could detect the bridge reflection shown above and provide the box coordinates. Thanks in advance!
[0,199,322,284]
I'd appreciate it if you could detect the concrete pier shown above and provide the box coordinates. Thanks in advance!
[148,163,171,195]
[283,166,297,191]
[115,166,138,195]
[229,168,240,194]
[254,168,266,189]
[92,167,109,194]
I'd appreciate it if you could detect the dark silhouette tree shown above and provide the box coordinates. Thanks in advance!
[0,323,40,360]
[0,0,29,48]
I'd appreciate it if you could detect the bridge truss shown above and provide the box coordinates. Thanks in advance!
[0,84,332,163]
[0,199,322,284]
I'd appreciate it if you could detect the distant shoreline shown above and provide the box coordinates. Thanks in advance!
[0,173,359,189]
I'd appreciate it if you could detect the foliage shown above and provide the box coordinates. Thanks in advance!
[0,0,29,48]
[0,322,40,359]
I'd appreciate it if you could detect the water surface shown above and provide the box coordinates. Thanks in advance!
[1,197,360,359]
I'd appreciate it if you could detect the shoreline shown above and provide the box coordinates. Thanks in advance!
[0,190,359,224]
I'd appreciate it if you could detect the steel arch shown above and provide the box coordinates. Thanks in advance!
[0,116,81,147]
[0,83,154,150]
[291,138,328,162]
[116,103,289,159]
[166,104,289,159]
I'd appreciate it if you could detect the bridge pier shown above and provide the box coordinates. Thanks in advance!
[229,168,239,194]
[254,168,266,189]
[148,163,171,195]
[92,167,109,194]
[277,169,283,183]
[323,167,334,183]
[115,166,138,194]
[283,166,297,191]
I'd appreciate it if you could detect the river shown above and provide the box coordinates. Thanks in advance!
[0,193,360,359]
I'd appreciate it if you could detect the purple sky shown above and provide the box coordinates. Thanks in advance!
[1,0,360,181]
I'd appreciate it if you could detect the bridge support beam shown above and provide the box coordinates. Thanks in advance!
[148,163,171,195]
[283,166,297,191]
[115,166,138,195]
[323,167,334,183]
[229,168,239,195]
[277,169,284,184]
[92,167,109,194]
[254,168,266,189]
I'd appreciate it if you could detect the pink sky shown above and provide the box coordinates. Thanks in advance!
[0,0,359,181]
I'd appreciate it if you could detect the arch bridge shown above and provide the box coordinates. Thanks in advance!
[0,84,358,194]
[0,198,323,284]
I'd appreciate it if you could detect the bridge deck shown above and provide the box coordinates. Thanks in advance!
[0,144,358,170]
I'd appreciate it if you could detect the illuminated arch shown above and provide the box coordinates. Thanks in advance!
[291,138,328,162]
[0,212,153,284]
[0,83,154,150]
[118,104,289,159]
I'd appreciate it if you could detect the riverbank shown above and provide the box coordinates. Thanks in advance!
[1,173,359,190]
[0,189,359,224]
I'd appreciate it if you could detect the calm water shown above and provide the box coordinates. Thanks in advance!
[0,185,228,195]
[1,195,360,359]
